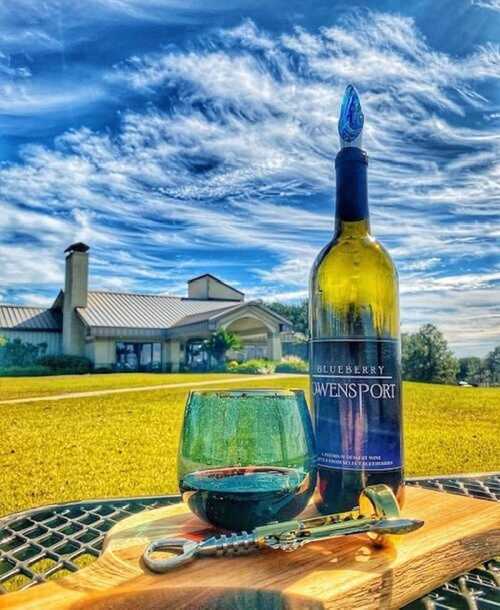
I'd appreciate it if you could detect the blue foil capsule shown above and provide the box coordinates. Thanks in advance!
[338,84,364,147]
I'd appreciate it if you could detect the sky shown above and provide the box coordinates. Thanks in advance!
[0,0,499,357]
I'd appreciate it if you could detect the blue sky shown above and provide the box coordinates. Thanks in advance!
[0,0,499,356]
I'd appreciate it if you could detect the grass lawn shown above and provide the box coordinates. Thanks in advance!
[0,372,241,400]
[0,374,498,516]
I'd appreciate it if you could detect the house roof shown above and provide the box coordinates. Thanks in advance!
[1,292,292,335]
[209,300,292,326]
[170,305,238,329]
[76,291,241,329]
[187,273,245,296]
[170,300,292,331]
[0,306,62,331]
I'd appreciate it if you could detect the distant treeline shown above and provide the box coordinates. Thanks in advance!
[401,324,499,386]
[267,301,499,386]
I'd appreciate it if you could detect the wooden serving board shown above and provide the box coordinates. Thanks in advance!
[2,487,499,610]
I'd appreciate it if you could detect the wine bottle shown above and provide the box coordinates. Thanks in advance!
[309,85,404,514]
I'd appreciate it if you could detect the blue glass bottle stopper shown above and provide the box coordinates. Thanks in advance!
[338,84,364,148]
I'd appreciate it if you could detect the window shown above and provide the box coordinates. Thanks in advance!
[116,342,161,371]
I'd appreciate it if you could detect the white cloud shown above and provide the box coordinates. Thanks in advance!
[0,48,104,119]
[400,287,500,357]
[400,258,441,272]
[401,271,500,294]
[472,0,500,12]
[0,13,499,355]
[18,293,54,307]
[255,255,315,287]
[0,244,61,285]
[0,86,104,116]
[0,0,207,56]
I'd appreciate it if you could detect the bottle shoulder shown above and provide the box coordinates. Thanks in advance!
[312,234,397,279]
[309,234,400,339]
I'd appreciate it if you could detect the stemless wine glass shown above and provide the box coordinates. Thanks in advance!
[178,389,316,531]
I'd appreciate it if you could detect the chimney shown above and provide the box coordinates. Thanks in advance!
[62,242,89,355]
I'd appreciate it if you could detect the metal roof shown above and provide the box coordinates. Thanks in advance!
[170,305,237,329]
[0,293,292,334]
[208,300,292,326]
[76,292,241,329]
[170,300,292,330]
[0,306,62,331]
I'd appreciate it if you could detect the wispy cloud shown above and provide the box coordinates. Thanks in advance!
[0,11,499,355]
[472,0,500,11]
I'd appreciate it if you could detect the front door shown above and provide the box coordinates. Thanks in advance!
[185,339,208,371]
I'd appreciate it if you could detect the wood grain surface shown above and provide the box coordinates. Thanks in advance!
[2,486,499,610]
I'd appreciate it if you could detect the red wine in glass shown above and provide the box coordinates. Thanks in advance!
[180,465,315,531]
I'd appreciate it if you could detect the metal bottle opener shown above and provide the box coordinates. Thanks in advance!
[143,484,423,573]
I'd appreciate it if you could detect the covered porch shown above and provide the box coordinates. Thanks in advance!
[167,301,288,371]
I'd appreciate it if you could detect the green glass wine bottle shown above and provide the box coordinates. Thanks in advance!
[309,85,404,514]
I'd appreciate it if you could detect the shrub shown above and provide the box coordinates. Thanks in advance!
[37,355,93,374]
[227,360,239,370]
[230,359,276,375]
[0,365,52,377]
[207,363,229,373]
[275,356,308,374]
[0,337,47,367]
[204,330,242,365]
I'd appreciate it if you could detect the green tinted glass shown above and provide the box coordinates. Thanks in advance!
[178,389,316,531]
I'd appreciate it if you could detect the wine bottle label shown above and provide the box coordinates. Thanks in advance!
[311,338,402,471]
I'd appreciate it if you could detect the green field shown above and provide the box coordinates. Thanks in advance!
[0,374,498,517]
[0,372,237,400]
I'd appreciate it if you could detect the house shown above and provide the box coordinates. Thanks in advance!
[0,243,292,372]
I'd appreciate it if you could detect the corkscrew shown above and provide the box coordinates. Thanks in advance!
[143,484,423,573]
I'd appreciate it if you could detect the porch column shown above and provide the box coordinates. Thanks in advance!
[93,339,115,368]
[268,332,282,361]
[161,342,169,372]
[165,340,181,373]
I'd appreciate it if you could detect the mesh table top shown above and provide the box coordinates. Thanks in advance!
[0,474,498,608]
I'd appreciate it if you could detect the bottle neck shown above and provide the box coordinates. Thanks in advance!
[334,147,370,236]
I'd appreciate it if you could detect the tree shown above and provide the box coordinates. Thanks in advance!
[457,357,482,385]
[402,324,458,384]
[267,301,309,335]
[204,330,242,365]
[483,346,500,385]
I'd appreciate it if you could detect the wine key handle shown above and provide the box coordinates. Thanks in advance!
[143,484,424,573]
[143,533,259,573]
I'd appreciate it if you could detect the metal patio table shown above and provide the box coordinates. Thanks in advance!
[0,474,498,609]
